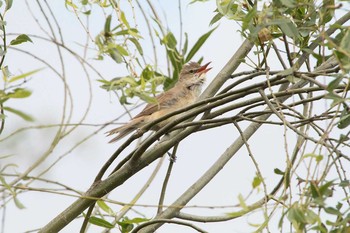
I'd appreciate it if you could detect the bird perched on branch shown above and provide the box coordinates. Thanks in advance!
[107,61,212,143]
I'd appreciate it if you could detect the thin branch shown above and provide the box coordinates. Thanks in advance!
[131,219,208,233]
[158,144,179,214]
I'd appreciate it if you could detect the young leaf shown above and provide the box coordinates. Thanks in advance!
[128,38,143,55]
[6,88,32,99]
[104,15,112,33]
[10,34,33,46]
[14,196,25,209]
[182,33,188,55]
[108,48,123,63]
[120,11,130,29]
[97,200,115,216]
[2,65,11,82]
[115,45,129,56]
[135,92,157,104]
[122,217,149,224]
[287,204,307,230]
[5,0,12,10]
[9,68,43,83]
[252,175,262,188]
[3,106,34,121]
[237,193,248,210]
[279,0,296,7]
[278,21,299,39]
[338,113,350,129]
[185,26,217,62]
[274,168,285,175]
[335,29,350,72]
[326,74,343,92]
[89,216,114,229]
[209,12,223,26]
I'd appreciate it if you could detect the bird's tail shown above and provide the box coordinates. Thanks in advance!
[106,117,144,143]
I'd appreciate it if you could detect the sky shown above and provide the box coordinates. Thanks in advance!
[1,1,346,233]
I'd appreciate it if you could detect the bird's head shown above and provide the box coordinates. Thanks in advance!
[178,62,212,89]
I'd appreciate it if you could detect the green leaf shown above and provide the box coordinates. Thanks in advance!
[89,216,114,229]
[252,175,262,188]
[185,27,217,62]
[237,193,248,210]
[97,200,115,216]
[338,114,350,129]
[278,21,299,38]
[9,68,43,83]
[217,0,245,20]
[279,0,296,7]
[128,29,142,39]
[324,207,341,216]
[3,106,34,121]
[325,92,344,107]
[0,175,24,208]
[121,217,149,224]
[0,175,13,194]
[335,29,350,72]
[108,48,123,63]
[128,38,143,55]
[319,180,334,197]
[339,134,349,143]
[120,11,130,29]
[320,0,335,24]
[326,74,343,92]
[117,221,134,233]
[310,182,321,199]
[189,0,210,3]
[287,204,307,230]
[10,34,33,46]
[339,180,350,188]
[303,153,323,163]
[6,88,32,99]
[2,65,11,82]
[162,32,177,49]
[209,12,223,26]
[115,45,129,56]
[114,29,130,36]
[242,8,256,32]
[135,92,156,104]
[304,209,319,225]
[13,196,25,209]
[5,0,12,10]
[104,15,112,33]
[65,0,78,9]
[274,168,285,175]
[182,33,189,55]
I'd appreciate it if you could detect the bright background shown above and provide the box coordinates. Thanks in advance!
[1,1,312,232]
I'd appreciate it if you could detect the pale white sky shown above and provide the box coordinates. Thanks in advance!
[1,1,345,233]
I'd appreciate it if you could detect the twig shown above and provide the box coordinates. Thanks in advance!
[158,144,179,214]
[131,219,208,233]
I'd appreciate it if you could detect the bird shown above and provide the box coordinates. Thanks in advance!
[107,61,212,143]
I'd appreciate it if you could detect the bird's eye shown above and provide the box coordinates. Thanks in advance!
[189,69,195,74]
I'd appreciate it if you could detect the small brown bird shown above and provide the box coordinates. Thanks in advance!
[107,61,212,142]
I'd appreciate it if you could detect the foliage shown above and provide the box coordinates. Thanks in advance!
[1,0,350,233]
[67,0,216,104]
[0,1,38,128]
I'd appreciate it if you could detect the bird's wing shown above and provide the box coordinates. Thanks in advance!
[133,89,177,118]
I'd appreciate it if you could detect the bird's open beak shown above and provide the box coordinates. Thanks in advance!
[196,62,212,75]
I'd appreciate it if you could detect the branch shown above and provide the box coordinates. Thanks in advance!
[136,57,341,233]
[39,38,255,233]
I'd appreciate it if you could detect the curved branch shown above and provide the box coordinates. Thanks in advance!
[131,219,208,233]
